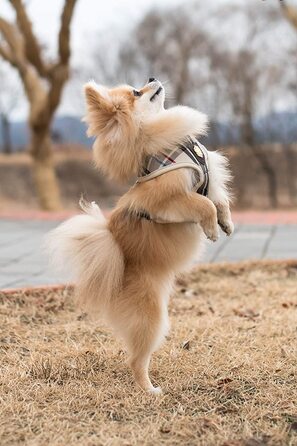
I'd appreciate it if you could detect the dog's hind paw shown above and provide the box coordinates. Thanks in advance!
[148,386,162,395]
[219,220,234,236]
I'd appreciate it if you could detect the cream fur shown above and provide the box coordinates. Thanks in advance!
[47,79,233,393]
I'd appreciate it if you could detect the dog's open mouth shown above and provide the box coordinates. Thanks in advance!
[150,86,163,102]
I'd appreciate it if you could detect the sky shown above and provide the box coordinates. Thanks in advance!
[0,0,190,118]
[0,0,296,118]
[1,0,253,66]
[1,0,188,59]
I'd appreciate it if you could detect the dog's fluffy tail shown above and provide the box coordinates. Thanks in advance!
[45,199,124,314]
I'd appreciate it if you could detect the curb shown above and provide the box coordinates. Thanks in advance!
[1,210,297,224]
[232,211,297,225]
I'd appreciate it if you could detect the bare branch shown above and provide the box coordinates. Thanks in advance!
[0,43,16,66]
[46,0,78,116]
[0,16,25,66]
[8,0,46,75]
[281,0,297,30]
[0,17,45,114]
[48,66,69,115]
[58,0,78,66]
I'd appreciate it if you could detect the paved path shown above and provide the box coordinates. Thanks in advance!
[0,218,297,290]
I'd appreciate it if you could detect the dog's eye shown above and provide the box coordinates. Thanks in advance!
[133,89,142,97]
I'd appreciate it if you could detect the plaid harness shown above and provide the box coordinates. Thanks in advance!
[137,136,209,196]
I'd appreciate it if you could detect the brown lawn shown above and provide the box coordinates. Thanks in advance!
[0,260,297,445]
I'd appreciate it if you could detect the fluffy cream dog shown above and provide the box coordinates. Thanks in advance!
[47,78,233,393]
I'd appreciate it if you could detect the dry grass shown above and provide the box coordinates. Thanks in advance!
[1,260,297,446]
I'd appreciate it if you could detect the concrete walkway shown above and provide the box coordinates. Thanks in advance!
[0,218,297,290]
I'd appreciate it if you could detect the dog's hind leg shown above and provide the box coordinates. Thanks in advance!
[128,350,161,394]
[111,277,169,393]
[126,295,168,393]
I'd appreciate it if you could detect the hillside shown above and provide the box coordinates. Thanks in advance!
[1,111,297,152]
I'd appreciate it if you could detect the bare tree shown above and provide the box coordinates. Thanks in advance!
[0,0,77,210]
[281,2,297,98]
[208,3,287,208]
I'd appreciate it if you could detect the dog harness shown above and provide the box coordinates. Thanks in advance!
[137,135,209,196]
[133,136,209,222]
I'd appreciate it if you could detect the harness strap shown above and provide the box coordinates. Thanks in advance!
[136,136,209,197]
[136,162,203,184]
[131,136,210,223]
[127,208,196,224]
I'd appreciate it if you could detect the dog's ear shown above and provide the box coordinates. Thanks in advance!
[83,81,117,138]
[84,82,114,114]
[83,81,136,145]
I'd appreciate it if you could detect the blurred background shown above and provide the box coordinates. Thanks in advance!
[1,0,297,290]
[0,0,296,212]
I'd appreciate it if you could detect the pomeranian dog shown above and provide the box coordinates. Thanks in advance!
[47,78,233,393]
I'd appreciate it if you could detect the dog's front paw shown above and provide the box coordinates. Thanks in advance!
[219,219,234,236]
[200,202,219,242]
[203,224,219,242]
[202,219,219,242]
[148,386,162,395]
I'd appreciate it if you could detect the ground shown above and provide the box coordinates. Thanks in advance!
[1,260,297,446]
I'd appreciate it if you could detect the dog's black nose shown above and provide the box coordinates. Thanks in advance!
[148,77,156,83]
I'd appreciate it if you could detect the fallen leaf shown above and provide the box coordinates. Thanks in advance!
[181,340,190,350]
[282,301,296,308]
[233,308,259,320]
[217,377,233,388]
[159,425,171,434]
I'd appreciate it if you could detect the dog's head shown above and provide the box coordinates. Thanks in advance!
[131,78,165,116]
[84,78,165,141]
[83,78,165,181]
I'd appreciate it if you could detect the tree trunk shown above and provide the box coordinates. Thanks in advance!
[1,113,12,154]
[241,115,278,209]
[283,143,297,205]
[249,145,278,208]
[30,126,62,211]
[175,50,190,104]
